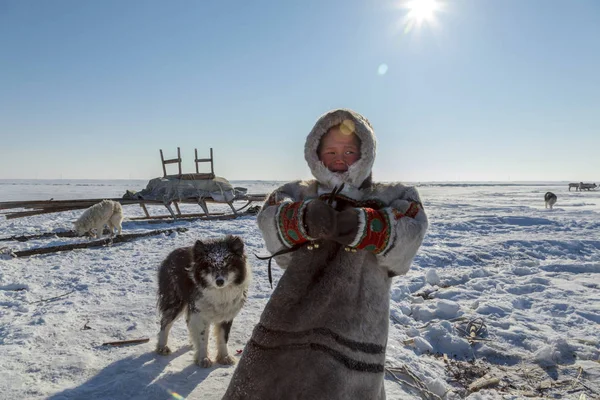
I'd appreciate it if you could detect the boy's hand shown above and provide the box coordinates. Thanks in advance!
[334,208,359,245]
[304,200,359,245]
[304,200,337,239]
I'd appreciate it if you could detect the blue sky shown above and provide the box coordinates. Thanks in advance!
[1,0,599,182]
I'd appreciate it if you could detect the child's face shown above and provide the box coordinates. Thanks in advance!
[318,127,361,173]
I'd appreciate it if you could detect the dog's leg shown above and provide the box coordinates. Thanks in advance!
[215,320,236,365]
[95,224,105,238]
[110,213,123,236]
[156,306,184,355]
[107,221,115,237]
[187,311,212,368]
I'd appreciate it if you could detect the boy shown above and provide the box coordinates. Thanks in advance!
[224,109,428,399]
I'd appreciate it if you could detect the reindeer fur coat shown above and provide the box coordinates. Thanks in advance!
[224,109,428,400]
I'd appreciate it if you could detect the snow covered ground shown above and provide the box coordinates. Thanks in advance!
[1,179,599,399]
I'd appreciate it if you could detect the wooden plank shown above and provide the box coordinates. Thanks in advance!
[140,203,150,218]
[0,196,265,210]
[1,227,117,242]
[129,212,238,222]
[162,158,181,164]
[4,207,91,219]
[1,196,267,219]
[102,338,150,347]
[167,173,214,180]
[160,149,167,177]
[177,147,182,176]
[11,228,189,258]
[194,148,214,175]
[0,198,165,210]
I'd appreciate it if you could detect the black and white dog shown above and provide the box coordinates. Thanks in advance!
[156,235,250,367]
[544,192,557,210]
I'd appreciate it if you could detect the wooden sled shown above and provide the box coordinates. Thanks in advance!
[0,194,265,221]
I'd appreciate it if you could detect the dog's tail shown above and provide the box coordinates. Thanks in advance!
[112,200,123,215]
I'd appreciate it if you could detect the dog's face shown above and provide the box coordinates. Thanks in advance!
[73,222,87,236]
[192,235,246,289]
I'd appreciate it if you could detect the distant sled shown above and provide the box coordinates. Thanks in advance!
[568,182,598,191]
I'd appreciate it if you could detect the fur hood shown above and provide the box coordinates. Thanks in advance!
[304,109,376,195]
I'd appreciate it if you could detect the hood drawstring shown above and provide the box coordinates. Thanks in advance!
[255,184,345,289]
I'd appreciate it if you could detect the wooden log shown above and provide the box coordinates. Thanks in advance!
[174,202,182,215]
[4,207,92,220]
[1,230,79,242]
[11,228,188,258]
[1,196,267,220]
[102,338,150,347]
[0,198,164,210]
[140,203,150,218]
[160,149,167,177]
[0,227,120,242]
[178,147,182,176]
[28,289,76,304]
[1,196,265,210]
[129,212,237,222]
[468,377,500,392]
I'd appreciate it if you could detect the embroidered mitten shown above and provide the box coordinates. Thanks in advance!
[304,199,337,239]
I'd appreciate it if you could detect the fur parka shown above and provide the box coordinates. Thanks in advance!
[224,109,428,400]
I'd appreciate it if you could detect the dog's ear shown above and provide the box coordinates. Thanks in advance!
[227,235,244,256]
[193,240,206,258]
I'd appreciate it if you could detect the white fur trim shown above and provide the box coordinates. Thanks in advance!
[348,208,368,248]
[305,109,376,191]
[297,200,317,241]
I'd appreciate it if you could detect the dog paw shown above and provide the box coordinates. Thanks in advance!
[196,357,213,368]
[156,345,172,355]
[216,354,237,365]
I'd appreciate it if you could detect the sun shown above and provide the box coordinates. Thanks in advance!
[401,0,442,31]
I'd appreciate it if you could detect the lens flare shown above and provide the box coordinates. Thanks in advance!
[340,119,356,135]
[167,390,186,400]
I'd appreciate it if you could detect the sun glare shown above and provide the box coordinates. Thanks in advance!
[401,0,443,32]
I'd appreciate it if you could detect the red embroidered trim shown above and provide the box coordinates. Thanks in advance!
[353,208,391,254]
[391,202,421,220]
[276,201,311,248]
[405,202,421,218]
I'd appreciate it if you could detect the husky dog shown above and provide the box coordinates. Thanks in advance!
[156,235,250,368]
[73,199,123,238]
[545,192,557,209]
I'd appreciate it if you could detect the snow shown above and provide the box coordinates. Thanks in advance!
[1,180,599,399]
